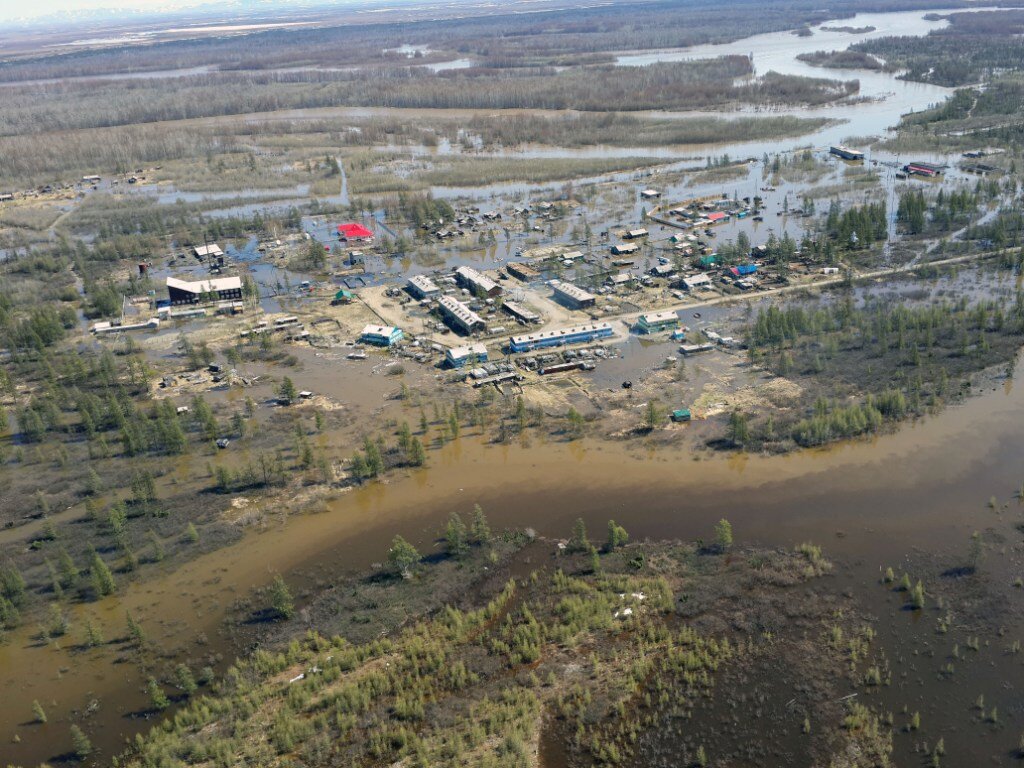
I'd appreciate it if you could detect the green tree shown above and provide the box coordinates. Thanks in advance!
[715,519,734,551]
[566,407,585,438]
[83,618,104,647]
[90,552,116,597]
[389,535,421,579]
[605,520,629,552]
[32,699,47,723]
[728,410,749,447]
[185,522,199,543]
[408,436,427,467]
[70,725,92,759]
[568,518,591,553]
[0,563,26,606]
[446,512,469,559]
[175,664,198,696]
[147,676,170,710]
[364,438,384,477]
[470,504,492,546]
[643,400,663,431]
[910,580,925,610]
[126,611,146,646]
[278,376,298,403]
[397,421,412,457]
[57,546,79,588]
[269,574,295,620]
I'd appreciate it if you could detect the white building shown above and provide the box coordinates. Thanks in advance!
[407,274,441,299]
[438,295,486,335]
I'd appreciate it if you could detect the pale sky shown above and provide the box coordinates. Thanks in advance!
[0,0,230,23]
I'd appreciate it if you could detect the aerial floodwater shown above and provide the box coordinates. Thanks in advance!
[4,3,1024,767]
[615,9,985,155]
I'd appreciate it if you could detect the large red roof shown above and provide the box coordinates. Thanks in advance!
[337,222,374,239]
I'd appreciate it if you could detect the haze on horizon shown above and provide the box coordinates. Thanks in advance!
[0,0,386,24]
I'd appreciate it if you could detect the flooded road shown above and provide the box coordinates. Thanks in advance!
[5,7,1024,765]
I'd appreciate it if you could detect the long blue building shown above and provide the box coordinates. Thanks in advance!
[509,322,613,353]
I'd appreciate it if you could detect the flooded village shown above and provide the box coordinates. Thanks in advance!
[4,2,1024,767]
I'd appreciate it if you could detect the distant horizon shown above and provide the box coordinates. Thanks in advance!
[0,0,380,24]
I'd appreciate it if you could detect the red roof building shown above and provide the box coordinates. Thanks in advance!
[706,212,727,222]
[337,222,374,240]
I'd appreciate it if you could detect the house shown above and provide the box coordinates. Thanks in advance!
[193,243,224,259]
[438,295,486,335]
[446,343,489,368]
[332,289,355,305]
[679,343,714,355]
[706,212,728,223]
[650,263,676,278]
[360,324,403,346]
[671,408,692,422]
[682,274,712,291]
[509,322,613,353]
[454,266,502,297]
[560,250,584,262]
[407,274,441,299]
[635,311,680,334]
[640,189,661,200]
[729,264,758,277]
[91,318,160,334]
[338,222,375,241]
[624,228,649,240]
[550,280,596,310]
[904,161,942,177]
[607,273,632,288]
[830,145,865,161]
[167,275,243,305]
[611,243,639,256]
[502,301,542,325]
[507,262,541,282]
[0,193,13,203]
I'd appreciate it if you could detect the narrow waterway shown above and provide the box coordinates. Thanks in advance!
[4,346,1024,765]
[5,6,1024,765]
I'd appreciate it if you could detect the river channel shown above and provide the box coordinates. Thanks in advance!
[4,7,1024,766]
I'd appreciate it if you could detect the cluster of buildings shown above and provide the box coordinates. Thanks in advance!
[659,195,752,233]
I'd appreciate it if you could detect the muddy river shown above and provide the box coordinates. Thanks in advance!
[6,7,1024,766]
[5,347,1024,765]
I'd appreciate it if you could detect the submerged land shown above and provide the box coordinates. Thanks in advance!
[4,0,1024,765]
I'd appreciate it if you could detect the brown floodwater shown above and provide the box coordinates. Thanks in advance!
[4,353,1024,765]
